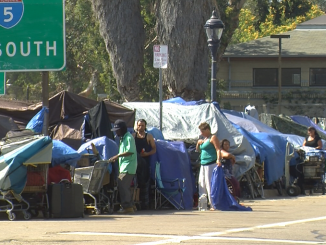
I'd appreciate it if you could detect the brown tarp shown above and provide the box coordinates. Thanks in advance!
[0,91,135,128]
[0,115,20,139]
[0,91,135,149]
[0,100,39,129]
[50,114,85,150]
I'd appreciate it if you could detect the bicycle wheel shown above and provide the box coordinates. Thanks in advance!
[250,168,264,198]
[244,172,255,199]
[225,177,235,197]
[274,179,283,196]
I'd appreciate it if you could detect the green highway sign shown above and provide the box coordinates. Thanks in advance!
[0,72,5,95]
[0,0,65,71]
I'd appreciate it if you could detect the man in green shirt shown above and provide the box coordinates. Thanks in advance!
[110,119,137,214]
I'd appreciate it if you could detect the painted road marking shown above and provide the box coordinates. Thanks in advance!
[59,232,326,245]
[59,215,326,245]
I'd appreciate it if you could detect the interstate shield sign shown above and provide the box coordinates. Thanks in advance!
[0,0,24,29]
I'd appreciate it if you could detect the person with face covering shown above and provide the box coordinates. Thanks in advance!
[110,119,137,214]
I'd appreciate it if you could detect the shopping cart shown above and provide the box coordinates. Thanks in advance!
[302,158,325,195]
[287,148,325,196]
[22,163,50,218]
[0,192,31,221]
[74,160,114,214]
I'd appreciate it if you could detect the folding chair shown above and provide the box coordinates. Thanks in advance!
[154,162,185,210]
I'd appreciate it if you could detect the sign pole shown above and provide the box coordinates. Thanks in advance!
[0,73,5,95]
[153,45,168,132]
[159,67,163,131]
[42,71,49,136]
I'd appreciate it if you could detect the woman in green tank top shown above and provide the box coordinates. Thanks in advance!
[196,122,221,210]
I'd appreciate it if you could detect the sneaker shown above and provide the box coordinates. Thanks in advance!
[117,207,135,214]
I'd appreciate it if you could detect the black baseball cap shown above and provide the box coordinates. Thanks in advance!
[111,119,127,131]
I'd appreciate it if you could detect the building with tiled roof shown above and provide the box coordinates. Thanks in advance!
[218,15,326,116]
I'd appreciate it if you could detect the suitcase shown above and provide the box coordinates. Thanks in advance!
[48,181,84,218]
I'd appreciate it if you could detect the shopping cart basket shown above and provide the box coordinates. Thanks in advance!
[74,160,113,214]
[22,163,50,218]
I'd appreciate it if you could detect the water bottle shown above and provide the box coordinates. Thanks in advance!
[198,194,207,211]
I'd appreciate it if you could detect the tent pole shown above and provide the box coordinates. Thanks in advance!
[42,71,49,136]
[159,68,163,131]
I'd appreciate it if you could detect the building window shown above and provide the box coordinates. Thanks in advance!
[282,68,301,86]
[310,68,326,86]
[253,68,277,86]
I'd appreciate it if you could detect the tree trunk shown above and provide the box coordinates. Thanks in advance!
[91,0,145,101]
[155,0,215,101]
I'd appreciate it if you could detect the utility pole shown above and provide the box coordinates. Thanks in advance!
[270,34,290,115]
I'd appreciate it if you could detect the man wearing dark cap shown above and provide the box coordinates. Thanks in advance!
[110,119,137,214]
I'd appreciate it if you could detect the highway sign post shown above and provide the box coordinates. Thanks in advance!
[153,45,168,131]
[0,0,66,71]
[0,72,5,95]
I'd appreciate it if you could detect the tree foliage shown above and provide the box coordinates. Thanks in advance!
[232,2,323,44]
[4,0,324,103]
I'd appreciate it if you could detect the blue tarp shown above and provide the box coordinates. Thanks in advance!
[290,115,326,137]
[223,110,280,134]
[221,109,244,118]
[211,166,252,211]
[231,123,267,164]
[164,97,206,106]
[251,133,287,184]
[147,127,164,140]
[78,136,119,173]
[150,140,195,210]
[0,136,52,194]
[164,97,220,110]
[231,123,286,184]
[26,107,49,133]
[52,140,81,167]
[223,110,315,181]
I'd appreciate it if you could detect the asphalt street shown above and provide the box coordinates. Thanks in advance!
[0,194,325,245]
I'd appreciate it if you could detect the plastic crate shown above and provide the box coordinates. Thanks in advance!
[305,151,324,162]
[303,166,318,178]
[23,164,49,193]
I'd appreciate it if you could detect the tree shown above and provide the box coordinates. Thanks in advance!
[51,0,121,101]
[90,0,145,102]
[232,4,323,44]
[154,1,214,100]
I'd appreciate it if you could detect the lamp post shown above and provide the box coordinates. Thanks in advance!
[204,9,224,102]
[270,34,290,115]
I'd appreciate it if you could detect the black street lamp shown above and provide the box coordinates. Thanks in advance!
[204,9,224,102]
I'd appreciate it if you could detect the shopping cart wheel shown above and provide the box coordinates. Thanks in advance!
[42,210,50,219]
[108,208,114,215]
[29,209,39,218]
[94,208,101,215]
[23,211,31,220]
[286,185,299,196]
[8,212,16,221]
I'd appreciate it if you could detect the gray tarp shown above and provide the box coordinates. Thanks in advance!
[123,102,255,178]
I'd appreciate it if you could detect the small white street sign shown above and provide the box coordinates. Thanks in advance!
[153,45,168,69]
